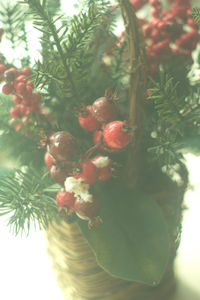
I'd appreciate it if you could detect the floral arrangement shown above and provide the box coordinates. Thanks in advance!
[0,0,199,288]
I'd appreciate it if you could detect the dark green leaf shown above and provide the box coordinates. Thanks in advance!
[77,186,170,286]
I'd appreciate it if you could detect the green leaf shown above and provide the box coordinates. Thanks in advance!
[77,186,170,286]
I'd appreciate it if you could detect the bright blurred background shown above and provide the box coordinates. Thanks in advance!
[0,0,200,299]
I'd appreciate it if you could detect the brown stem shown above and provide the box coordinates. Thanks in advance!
[119,0,147,187]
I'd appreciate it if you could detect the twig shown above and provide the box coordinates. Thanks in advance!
[119,0,147,187]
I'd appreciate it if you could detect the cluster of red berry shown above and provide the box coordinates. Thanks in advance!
[78,89,131,151]
[127,1,200,74]
[44,90,132,228]
[0,64,42,131]
[140,0,199,73]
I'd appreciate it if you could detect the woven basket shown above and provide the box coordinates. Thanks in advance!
[46,220,177,300]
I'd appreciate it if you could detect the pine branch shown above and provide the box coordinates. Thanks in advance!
[149,72,185,128]
[146,76,200,165]
[46,0,61,15]
[0,166,59,236]
[192,7,200,25]
[0,2,28,51]
[21,0,78,99]
[148,140,183,167]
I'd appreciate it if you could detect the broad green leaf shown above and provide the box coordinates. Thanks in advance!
[77,186,170,286]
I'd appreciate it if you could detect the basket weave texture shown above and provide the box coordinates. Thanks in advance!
[46,220,177,300]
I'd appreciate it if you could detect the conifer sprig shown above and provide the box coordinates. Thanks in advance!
[192,7,200,25]
[0,166,59,236]
[21,0,77,95]
[0,2,28,51]
[149,73,184,127]
[21,0,110,104]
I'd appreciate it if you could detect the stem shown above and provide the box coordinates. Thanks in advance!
[119,0,147,187]
[119,0,143,124]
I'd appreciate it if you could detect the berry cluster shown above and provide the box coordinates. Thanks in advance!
[140,0,199,73]
[44,90,132,228]
[0,64,42,132]
[78,89,131,151]
[44,131,113,228]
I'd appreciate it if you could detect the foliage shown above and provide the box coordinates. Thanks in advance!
[192,7,200,25]
[0,166,58,236]
[78,183,170,285]
[146,72,200,167]
[0,1,30,64]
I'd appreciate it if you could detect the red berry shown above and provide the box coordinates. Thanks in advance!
[20,105,28,117]
[130,0,147,11]
[31,93,41,105]
[21,96,31,105]
[15,82,26,94]
[4,68,17,82]
[92,96,118,124]
[10,107,20,119]
[27,105,37,114]
[150,29,160,41]
[13,95,21,104]
[78,105,101,131]
[9,105,27,119]
[50,165,72,185]
[75,161,98,184]
[15,75,26,82]
[56,190,76,209]
[151,7,160,18]
[22,67,32,77]
[14,123,22,131]
[143,24,152,37]
[0,64,6,74]
[48,131,78,162]
[157,21,166,30]
[74,196,99,221]
[26,80,34,88]
[93,130,107,151]
[2,83,13,94]
[44,152,56,169]
[25,84,33,97]
[91,156,112,181]
[103,121,131,149]
[187,18,197,29]
[149,0,160,7]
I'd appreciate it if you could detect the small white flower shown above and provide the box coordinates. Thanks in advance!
[80,192,93,203]
[64,177,92,202]
[92,156,111,168]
